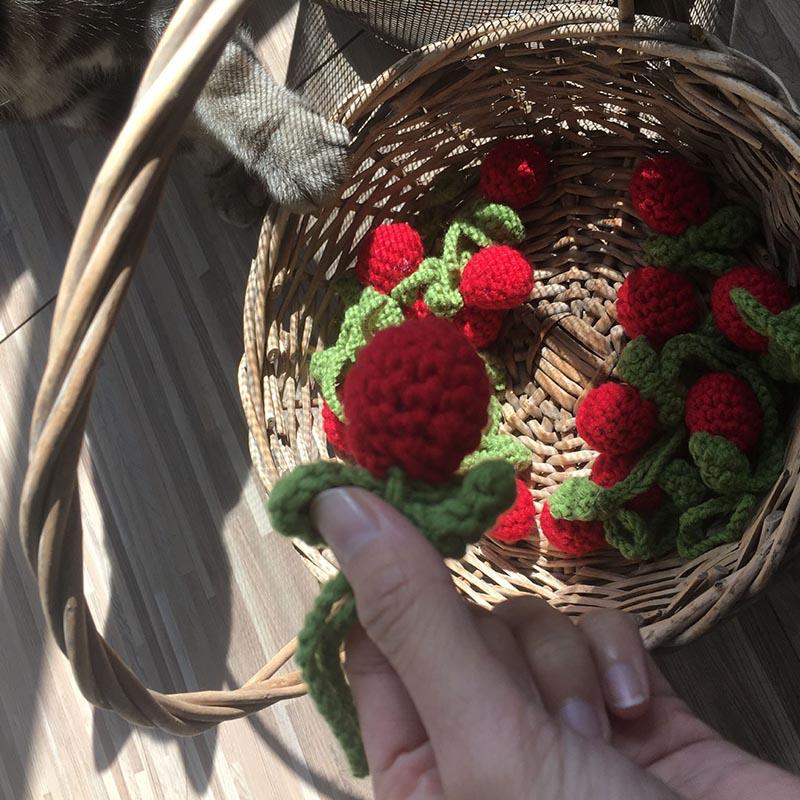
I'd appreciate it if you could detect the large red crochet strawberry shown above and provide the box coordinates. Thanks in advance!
[487,478,536,543]
[576,382,659,455]
[591,451,665,512]
[629,155,712,235]
[480,139,550,208]
[459,244,533,310]
[616,266,701,348]
[711,265,792,352]
[356,222,425,294]
[539,502,606,556]
[684,372,763,453]
[342,316,491,482]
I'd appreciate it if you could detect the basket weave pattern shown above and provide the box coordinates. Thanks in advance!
[240,5,800,649]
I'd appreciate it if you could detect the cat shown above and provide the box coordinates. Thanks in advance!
[0,0,351,225]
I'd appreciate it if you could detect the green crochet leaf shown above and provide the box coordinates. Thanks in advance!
[548,476,606,521]
[659,459,708,510]
[643,205,759,273]
[470,202,525,244]
[731,288,800,383]
[461,395,531,471]
[689,432,751,495]
[604,504,677,562]
[677,493,758,559]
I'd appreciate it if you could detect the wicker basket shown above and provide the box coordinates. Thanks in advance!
[17,0,800,736]
[239,2,800,652]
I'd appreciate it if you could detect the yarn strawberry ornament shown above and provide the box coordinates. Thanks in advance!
[488,478,536,543]
[616,266,701,348]
[629,155,712,235]
[459,244,534,310]
[684,372,763,454]
[591,451,665,512]
[356,222,425,293]
[479,138,550,208]
[711,265,792,352]
[539,502,607,556]
[269,317,517,777]
[576,382,659,455]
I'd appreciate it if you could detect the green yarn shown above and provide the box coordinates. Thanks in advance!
[659,459,707,510]
[333,273,364,309]
[268,459,517,775]
[677,493,758,559]
[310,288,405,417]
[481,352,507,392]
[643,206,759,274]
[461,395,532,471]
[731,288,800,383]
[604,503,677,561]
[689,432,752,495]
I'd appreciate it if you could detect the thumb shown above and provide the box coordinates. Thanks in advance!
[310,488,531,767]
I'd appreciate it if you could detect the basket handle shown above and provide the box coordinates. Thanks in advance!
[618,0,635,23]
[18,0,305,734]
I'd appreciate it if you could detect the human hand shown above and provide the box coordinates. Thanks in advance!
[311,488,800,800]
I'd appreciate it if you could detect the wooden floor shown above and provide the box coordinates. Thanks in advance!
[1,2,799,799]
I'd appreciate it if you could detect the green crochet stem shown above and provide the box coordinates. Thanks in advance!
[268,459,517,776]
[643,206,759,274]
[461,395,532,471]
[310,288,405,418]
[731,288,800,383]
[604,503,679,561]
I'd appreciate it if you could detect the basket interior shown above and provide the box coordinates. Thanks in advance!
[251,12,800,645]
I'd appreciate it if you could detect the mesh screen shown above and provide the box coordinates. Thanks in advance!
[316,1,731,50]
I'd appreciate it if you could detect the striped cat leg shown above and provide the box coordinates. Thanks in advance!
[192,32,350,211]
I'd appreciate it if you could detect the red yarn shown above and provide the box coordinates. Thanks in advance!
[576,382,659,455]
[591,451,665,512]
[684,372,763,453]
[711,265,791,352]
[342,316,491,482]
[459,245,534,310]
[629,155,712,235]
[322,402,350,454]
[488,479,536,543]
[616,266,701,348]
[356,222,425,294]
[539,502,606,556]
[402,300,503,348]
[479,139,550,208]
[454,305,505,349]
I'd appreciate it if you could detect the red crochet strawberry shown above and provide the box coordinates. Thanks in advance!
[684,372,763,453]
[356,222,425,294]
[576,382,659,455]
[591,451,665,512]
[539,502,606,556]
[454,305,505,349]
[629,155,712,235]
[616,266,701,348]
[342,316,491,482]
[487,479,536,543]
[459,245,533,310]
[479,139,550,208]
[322,402,350,454]
[711,265,792,352]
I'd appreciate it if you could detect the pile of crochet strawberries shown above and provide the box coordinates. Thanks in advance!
[311,144,800,562]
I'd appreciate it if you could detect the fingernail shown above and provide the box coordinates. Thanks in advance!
[604,662,647,710]
[310,488,382,568]
[559,698,604,739]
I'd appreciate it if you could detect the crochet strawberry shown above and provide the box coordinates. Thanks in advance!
[459,244,533,310]
[616,266,701,348]
[591,451,665,512]
[576,382,659,455]
[711,265,792,352]
[402,298,504,349]
[479,139,550,208]
[321,402,350,454]
[629,155,712,235]
[487,478,536,543]
[356,222,425,294]
[685,372,763,453]
[342,316,491,482]
[539,502,606,556]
